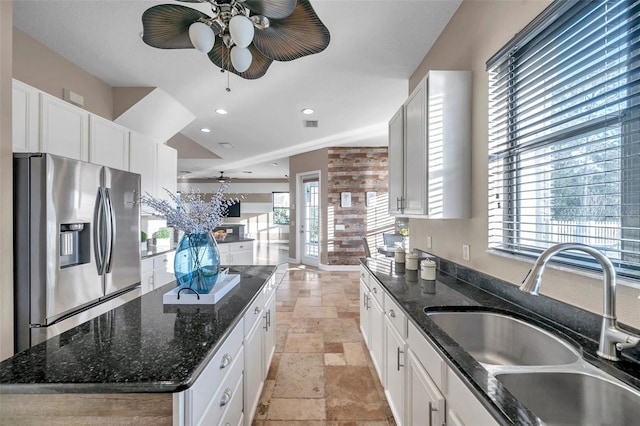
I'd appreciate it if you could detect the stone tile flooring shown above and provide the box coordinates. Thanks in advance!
[253,265,396,426]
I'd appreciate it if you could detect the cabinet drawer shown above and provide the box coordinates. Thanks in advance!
[243,293,265,335]
[153,252,173,270]
[359,266,370,289]
[385,295,407,338]
[218,372,244,426]
[408,321,446,390]
[188,323,243,424]
[229,242,251,252]
[369,279,384,307]
[196,345,244,426]
[262,274,277,301]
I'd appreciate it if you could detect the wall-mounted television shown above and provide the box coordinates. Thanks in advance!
[224,201,241,217]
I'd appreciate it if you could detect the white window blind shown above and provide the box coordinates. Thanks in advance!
[487,0,640,280]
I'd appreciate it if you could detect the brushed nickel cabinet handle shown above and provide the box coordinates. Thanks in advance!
[220,388,233,407]
[220,353,232,369]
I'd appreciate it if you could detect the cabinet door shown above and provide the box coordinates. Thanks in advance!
[388,106,404,214]
[407,350,445,426]
[447,366,499,426]
[89,115,129,170]
[263,292,276,380]
[369,295,385,383]
[359,280,371,347]
[129,132,158,213]
[153,251,175,286]
[385,317,406,426]
[12,80,40,153]
[403,80,428,215]
[40,93,89,161]
[243,312,264,425]
[156,143,177,201]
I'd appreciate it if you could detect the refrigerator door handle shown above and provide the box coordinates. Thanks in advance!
[104,188,115,274]
[93,188,108,275]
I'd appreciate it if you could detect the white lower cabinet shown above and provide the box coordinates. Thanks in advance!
[384,317,406,426]
[360,269,499,426]
[174,275,277,425]
[369,294,385,382]
[219,241,255,267]
[243,275,277,425]
[141,251,175,294]
[407,349,445,426]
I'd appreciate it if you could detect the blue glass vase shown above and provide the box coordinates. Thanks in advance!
[173,232,221,294]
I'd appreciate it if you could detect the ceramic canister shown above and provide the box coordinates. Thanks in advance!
[406,253,419,270]
[421,259,436,280]
[394,247,406,263]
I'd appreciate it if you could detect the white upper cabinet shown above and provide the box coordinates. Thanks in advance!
[12,79,40,153]
[40,92,89,161]
[388,107,405,215]
[388,70,472,218]
[89,115,129,170]
[129,131,158,199]
[156,143,178,201]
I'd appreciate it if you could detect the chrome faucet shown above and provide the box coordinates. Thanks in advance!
[520,243,640,361]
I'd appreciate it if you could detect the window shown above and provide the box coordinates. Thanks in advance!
[272,192,290,225]
[487,0,640,280]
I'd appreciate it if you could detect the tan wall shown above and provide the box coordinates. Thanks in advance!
[1,0,14,360]
[408,0,640,328]
[13,28,114,120]
[289,148,329,263]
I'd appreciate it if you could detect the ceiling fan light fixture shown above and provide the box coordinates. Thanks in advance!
[229,15,255,48]
[231,46,253,72]
[189,22,215,53]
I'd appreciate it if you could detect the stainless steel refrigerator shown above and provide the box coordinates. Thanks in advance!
[13,153,142,352]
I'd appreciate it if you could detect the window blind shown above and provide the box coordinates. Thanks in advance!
[487,0,640,280]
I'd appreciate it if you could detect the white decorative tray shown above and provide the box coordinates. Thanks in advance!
[163,270,240,305]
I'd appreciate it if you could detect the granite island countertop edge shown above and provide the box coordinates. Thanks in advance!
[0,265,277,394]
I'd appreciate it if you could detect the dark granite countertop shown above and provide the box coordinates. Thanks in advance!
[361,258,640,426]
[141,244,177,259]
[215,237,255,244]
[0,265,276,394]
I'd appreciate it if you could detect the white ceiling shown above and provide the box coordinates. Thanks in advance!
[13,0,461,179]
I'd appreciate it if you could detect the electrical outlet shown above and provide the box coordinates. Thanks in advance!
[427,236,432,248]
[462,244,470,261]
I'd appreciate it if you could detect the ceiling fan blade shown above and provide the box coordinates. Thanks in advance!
[208,43,273,79]
[252,0,330,62]
[243,0,297,20]
[142,4,212,49]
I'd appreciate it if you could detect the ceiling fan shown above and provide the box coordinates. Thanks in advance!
[141,0,330,79]
[217,171,231,183]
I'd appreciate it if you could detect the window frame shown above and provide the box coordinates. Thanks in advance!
[272,191,290,226]
[487,0,640,282]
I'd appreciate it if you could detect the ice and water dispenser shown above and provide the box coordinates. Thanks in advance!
[59,223,90,268]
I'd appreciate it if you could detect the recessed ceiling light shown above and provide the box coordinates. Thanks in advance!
[215,109,228,115]
[242,171,253,174]
[272,162,278,167]
[219,142,233,149]
[301,108,315,115]
[200,128,211,133]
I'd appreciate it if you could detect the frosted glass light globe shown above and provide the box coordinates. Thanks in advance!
[189,22,215,53]
[229,15,255,48]
[231,46,252,72]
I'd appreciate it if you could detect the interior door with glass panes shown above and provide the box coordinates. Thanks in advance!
[301,177,320,267]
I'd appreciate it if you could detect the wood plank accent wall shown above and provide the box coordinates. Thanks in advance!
[327,147,394,265]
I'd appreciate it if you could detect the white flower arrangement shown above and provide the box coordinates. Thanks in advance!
[140,184,239,234]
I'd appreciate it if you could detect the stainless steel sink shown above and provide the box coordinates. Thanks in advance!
[496,372,640,425]
[426,311,579,366]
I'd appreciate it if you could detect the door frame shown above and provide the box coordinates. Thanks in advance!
[296,170,321,267]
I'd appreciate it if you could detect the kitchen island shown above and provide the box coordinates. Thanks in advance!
[0,265,277,425]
